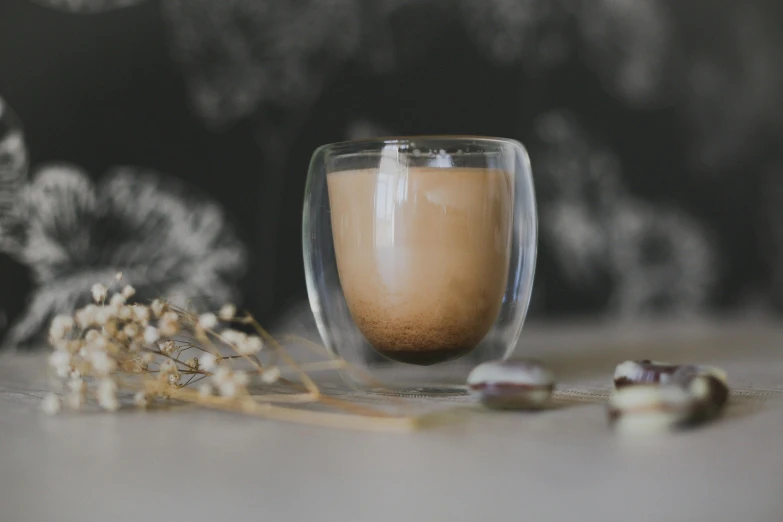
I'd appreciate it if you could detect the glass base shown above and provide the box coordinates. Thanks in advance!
[360,384,470,398]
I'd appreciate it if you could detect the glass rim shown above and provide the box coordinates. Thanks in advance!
[314,135,523,156]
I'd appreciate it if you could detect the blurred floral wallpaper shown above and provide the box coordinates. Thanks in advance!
[1,0,782,346]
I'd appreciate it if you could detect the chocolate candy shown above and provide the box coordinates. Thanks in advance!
[671,365,730,420]
[613,360,680,388]
[609,360,729,433]
[467,359,555,410]
[608,384,695,434]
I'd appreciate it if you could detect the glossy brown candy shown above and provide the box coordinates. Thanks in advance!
[467,359,555,410]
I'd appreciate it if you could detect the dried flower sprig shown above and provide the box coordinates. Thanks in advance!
[43,273,422,432]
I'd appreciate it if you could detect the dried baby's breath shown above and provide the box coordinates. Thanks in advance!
[198,313,218,330]
[133,391,150,408]
[42,280,425,432]
[91,284,107,304]
[261,366,281,384]
[218,304,236,321]
[41,392,61,414]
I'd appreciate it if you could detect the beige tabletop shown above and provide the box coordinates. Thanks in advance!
[2,317,783,522]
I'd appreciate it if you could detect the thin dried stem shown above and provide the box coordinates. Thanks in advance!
[143,348,201,373]
[279,334,411,411]
[205,328,264,372]
[246,316,320,397]
[172,387,419,433]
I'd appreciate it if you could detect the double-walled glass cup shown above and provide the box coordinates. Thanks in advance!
[303,137,537,395]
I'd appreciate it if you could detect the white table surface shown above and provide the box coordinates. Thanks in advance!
[3,318,783,522]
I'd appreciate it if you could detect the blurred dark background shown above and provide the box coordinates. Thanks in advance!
[1,0,782,345]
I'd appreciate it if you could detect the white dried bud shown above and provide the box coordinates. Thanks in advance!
[198,383,212,397]
[133,391,149,408]
[168,373,180,386]
[50,337,70,353]
[158,312,180,336]
[75,304,100,328]
[233,370,249,386]
[218,304,237,321]
[95,306,115,325]
[159,340,176,355]
[185,357,199,371]
[109,293,126,310]
[141,352,155,364]
[123,323,139,339]
[150,299,166,318]
[159,359,177,374]
[238,335,263,355]
[103,318,119,335]
[91,351,117,376]
[97,379,119,411]
[67,377,86,394]
[49,315,74,340]
[132,305,150,324]
[213,366,231,385]
[199,353,218,370]
[115,271,123,281]
[48,351,72,378]
[198,313,218,330]
[86,334,107,351]
[65,340,82,354]
[41,393,61,415]
[66,378,86,409]
[261,366,281,384]
[84,329,100,343]
[91,283,108,303]
[221,329,247,348]
[52,314,75,331]
[143,326,159,345]
[121,285,136,299]
[118,306,133,321]
[218,380,238,398]
[66,391,84,410]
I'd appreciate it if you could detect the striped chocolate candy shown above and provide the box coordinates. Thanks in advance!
[467,360,554,410]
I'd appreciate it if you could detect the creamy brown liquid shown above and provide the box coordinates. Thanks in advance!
[328,167,513,365]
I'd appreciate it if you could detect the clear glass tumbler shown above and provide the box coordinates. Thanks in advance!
[303,137,537,395]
